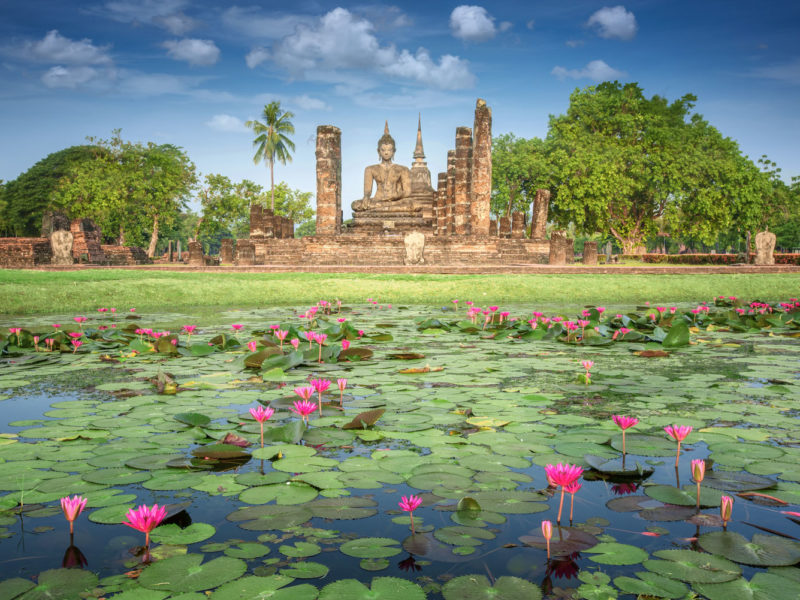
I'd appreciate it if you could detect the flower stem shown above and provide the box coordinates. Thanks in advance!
[675,441,681,467]
[557,487,565,523]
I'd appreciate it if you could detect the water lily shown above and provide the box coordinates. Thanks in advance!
[33,335,39,351]
[294,386,314,402]
[290,338,300,351]
[8,327,21,344]
[721,496,733,528]
[122,504,167,549]
[664,425,693,467]
[182,325,196,340]
[581,360,594,384]
[612,415,639,455]
[60,495,87,535]
[71,339,83,353]
[337,378,347,405]
[311,379,331,414]
[691,459,705,509]
[276,329,288,348]
[249,405,275,448]
[399,494,423,533]
[290,399,316,423]
[565,481,581,522]
[315,333,328,363]
[342,339,351,350]
[231,324,243,332]
[247,340,257,352]
[545,463,584,523]
[541,520,553,559]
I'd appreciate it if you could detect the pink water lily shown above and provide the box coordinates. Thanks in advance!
[311,379,331,415]
[290,399,316,423]
[247,340,257,352]
[692,459,706,509]
[337,378,347,405]
[122,504,167,548]
[565,481,582,522]
[71,339,83,353]
[182,325,196,336]
[290,338,300,350]
[581,360,594,384]
[276,330,288,348]
[294,386,314,402]
[231,324,243,331]
[541,520,553,558]
[60,495,87,535]
[612,415,639,455]
[665,425,693,467]
[399,494,423,533]
[342,339,351,350]
[721,496,733,528]
[545,463,584,524]
[249,405,275,448]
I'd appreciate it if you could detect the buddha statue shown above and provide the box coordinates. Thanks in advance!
[352,122,420,213]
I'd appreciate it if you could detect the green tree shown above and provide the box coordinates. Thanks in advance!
[546,82,766,253]
[491,134,552,219]
[1,145,98,236]
[245,101,296,211]
[272,182,314,226]
[196,174,252,244]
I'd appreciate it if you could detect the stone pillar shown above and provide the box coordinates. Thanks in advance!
[315,125,342,236]
[499,216,511,238]
[454,127,473,235]
[566,238,575,264]
[188,241,204,266]
[511,212,525,239]
[50,230,74,265]
[446,150,456,235]
[220,238,234,263]
[489,219,498,236]
[531,189,550,240]
[168,240,173,262]
[471,99,492,236]
[755,230,776,265]
[549,231,567,265]
[436,172,447,235]
[583,241,598,265]
[177,240,182,261]
[235,240,255,266]
[249,205,264,239]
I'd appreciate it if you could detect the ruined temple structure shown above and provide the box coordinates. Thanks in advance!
[242,99,553,266]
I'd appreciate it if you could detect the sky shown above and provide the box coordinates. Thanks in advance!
[2,1,799,219]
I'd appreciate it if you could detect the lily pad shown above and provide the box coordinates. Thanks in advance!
[138,555,247,593]
[701,470,776,492]
[209,575,317,600]
[6,568,97,599]
[319,577,425,600]
[584,542,648,565]
[614,572,689,599]
[149,523,216,545]
[441,575,542,600]
[693,573,800,600]
[340,537,402,558]
[644,549,741,583]
[698,531,800,566]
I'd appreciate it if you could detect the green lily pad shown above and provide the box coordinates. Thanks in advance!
[584,542,648,565]
[434,526,495,547]
[209,575,317,600]
[644,549,741,583]
[319,577,425,600]
[644,484,723,507]
[226,504,314,531]
[175,413,211,427]
[698,531,800,566]
[701,470,776,491]
[340,537,402,559]
[280,561,329,579]
[614,572,689,599]
[693,573,800,600]
[138,555,246,593]
[279,541,321,558]
[5,569,97,599]
[308,497,378,520]
[149,523,216,545]
[239,482,318,505]
[441,575,542,600]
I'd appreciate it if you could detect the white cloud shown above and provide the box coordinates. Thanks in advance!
[206,114,247,132]
[566,39,584,48]
[587,6,638,41]
[245,47,270,69]
[498,21,512,32]
[352,5,412,29]
[153,13,198,35]
[41,65,100,88]
[449,5,497,42]
[552,60,626,82]
[101,0,197,33]
[272,8,475,90]
[25,30,112,65]
[163,39,220,66]
[290,94,329,110]
[750,58,800,85]
[221,7,314,39]
[526,19,535,30]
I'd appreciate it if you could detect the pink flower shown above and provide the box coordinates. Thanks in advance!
[399,494,422,513]
[612,415,639,430]
[71,340,83,352]
[311,378,331,394]
[8,327,21,336]
[489,306,498,312]
[60,495,87,534]
[247,340,257,352]
[337,378,347,392]
[231,324,243,331]
[664,425,692,442]
[294,386,314,401]
[182,325,196,335]
[358,330,365,337]
[270,324,280,331]
[453,299,459,304]
[250,405,274,423]
[276,330,288,342]
[290,399,316,422]
[97,308,107,313]
[337,318,346,323]
[170,339,177,346]
[122,504,167,547]
[110,308,116,313]
[342,339,351,350]
[597,307,605,313]
[68,332,82,339]
[721,496,733,525]
[290,338,300,350]
[316,333,328,344]
[565,481,582,494]
[74,317,87,324]
[53,324,61,329]
[545,463,583,488]
[692,459,705,482]
[541,519,553,558]
[130,308,135,312]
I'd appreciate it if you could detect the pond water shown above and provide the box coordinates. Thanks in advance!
[1,299,799,599]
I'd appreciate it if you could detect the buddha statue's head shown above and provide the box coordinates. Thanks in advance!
[377,121,396,161]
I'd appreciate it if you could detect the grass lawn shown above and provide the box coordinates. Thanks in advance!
[1,269,799,315]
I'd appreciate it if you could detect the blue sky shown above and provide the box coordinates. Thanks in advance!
[2,1,799,218]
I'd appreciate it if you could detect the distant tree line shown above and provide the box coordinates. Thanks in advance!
[492,82,800,254]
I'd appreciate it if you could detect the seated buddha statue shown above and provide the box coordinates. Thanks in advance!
[351,123,421,213]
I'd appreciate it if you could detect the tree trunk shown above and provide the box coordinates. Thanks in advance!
[118,225,125,246]
[147,215,159,258]
[745,230,751,264]
[270,158,275,212]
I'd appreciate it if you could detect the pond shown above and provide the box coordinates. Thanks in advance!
[1,298,799,599]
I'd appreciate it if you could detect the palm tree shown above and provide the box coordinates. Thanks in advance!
[245,101,296,211]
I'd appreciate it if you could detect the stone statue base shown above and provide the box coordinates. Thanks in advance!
[351,211,435,234]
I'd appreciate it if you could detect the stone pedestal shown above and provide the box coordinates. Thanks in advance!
[511,212,525,239]
[499,216,511,238]
[315,126,342,236]
[187,241,204,266]
[549,231,567,265]
[50,230,74,265]
[454,127,472,235]
[235,240,255,266]
[470,99,492,236]
[531,189,550,240]
[489,219,498,236]
[403,231,425,265]
[583,241,598,265]
[755,230,776,265]
[220,238,234,263]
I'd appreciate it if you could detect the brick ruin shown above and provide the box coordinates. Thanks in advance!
[239,99,557,266]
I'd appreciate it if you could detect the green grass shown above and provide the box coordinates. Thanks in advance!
[1,269,799,316]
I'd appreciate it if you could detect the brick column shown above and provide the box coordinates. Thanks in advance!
[499,216,511,238]
[188,241,204,266]
[583,241,598,265]
[489,219,498,236]
[471,99,492,236]
[531,189,550,240]
[446,150,456,235]
[249,205,264,239]
[315,125,342,236]
[511,212,525,238]
[235,239,255,266]
[454,127,472,235]
[549,231,567,265]
[220,238,234,263]
[436,172,447,235]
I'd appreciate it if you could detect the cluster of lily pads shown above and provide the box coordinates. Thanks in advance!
[0,296,800,599]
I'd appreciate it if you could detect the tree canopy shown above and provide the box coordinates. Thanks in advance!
[246,101,296,211]
[491,134,552,219]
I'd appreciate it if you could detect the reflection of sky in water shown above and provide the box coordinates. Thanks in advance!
[0,306,798,594]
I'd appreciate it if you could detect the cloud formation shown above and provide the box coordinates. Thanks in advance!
[272,8,475,89]
[101,0,198,34]
[552,60,626,81]
[750,58,800,85]
[206,113,247,132]
[449,5,498,42]
[41,65,102,88]
[221,7,314,39]
[25,30,112,64]
[245,47,270,69]
[163,39,220,66]
[587,6,638,40]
